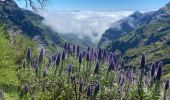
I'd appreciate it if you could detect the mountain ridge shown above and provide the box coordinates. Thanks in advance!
[99,2,170,66]
[98,2,170,48]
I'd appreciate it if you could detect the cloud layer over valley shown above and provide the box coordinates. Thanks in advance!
[40,11,133,42]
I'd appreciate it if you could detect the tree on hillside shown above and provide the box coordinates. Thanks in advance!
[1,0,48,10]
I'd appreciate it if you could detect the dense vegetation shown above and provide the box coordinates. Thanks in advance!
[1,28,169,99]
[0,1,170,100]
[0,26,37,99]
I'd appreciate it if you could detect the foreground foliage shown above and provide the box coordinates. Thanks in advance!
[0,25,169,100]
[1,42,167,100]
[0,26,37,99]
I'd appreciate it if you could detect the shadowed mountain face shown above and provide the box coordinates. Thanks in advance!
[99,2,170,66]
[0,1,64,49]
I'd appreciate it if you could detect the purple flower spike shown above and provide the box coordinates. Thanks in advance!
[26,47,32,60]
[156,61,163,80]
[64,42,68,51]
[23,84,29,93]
[79,53,82,64]
[68,43,71,53]
[79,80,83,92]
[43,68,47,77]
[165,80,169,91]
[140,53,145,69]
[67,64,72,73]
[86,52,90,62]
[108,59,115,72]
[87,47,90,52]
[150,62,156,77]
[38,48,44,64]
[94,81,100,95]
[77,44,80,56]
[94,61,99,74]
[120,76,125,86]
[86,83,91,97]
[48,58,52,66]
[98,48,102,60]
[73,45,76,54]
[0,89,4,99]
[56,53,61,66]
[62,50,65,60]
[35,66,38,75]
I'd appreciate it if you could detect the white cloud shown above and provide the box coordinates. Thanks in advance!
[40,10,133,42]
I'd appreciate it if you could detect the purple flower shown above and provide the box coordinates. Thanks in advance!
[56,53,61,66]
[26,47,32,60]
[23,83,29,93]
[86,52,90,61]
[155,61,163,80]
[103,49,107,59]
[77,44,80,56]
[52,55,56,61]
[94,81,100,95]
[165,80,169,91]
[94,61,99,74]
[94,52,97,59]
[64,42,68,51]
[79,80,83,92]
[67,64,72,73]
[119,76,125,86]
[68,43,71,53]
[86,83,91,97]
[35,66,38,75]
[150,62,156,77]
[121,60,125,67]
[0,89,4,99]
[31,58,37,68]
[82,51,86,57]
[109,52,113,60]
[155,61,160,69]
[62,51,65,60]
[98,48,102,60]
[108,59,115,71]
[140,53,145,69]
[87,47,90,52]
[79,53,82,64]
[43,68,47,77]
[38,48,44,64]
[73,45,76,54]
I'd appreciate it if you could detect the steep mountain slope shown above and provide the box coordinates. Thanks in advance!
[106,2,170,66]
[98,3,170,47]
[0,1,63,48]
[0,1,96,53]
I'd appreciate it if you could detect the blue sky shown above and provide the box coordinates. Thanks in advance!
[16,0,170,11]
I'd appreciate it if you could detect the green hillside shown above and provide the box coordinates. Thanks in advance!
[0,25,38,99]
[108,9,170,72]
